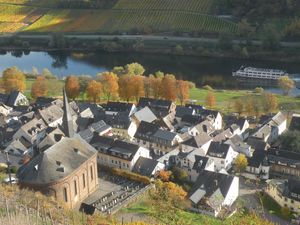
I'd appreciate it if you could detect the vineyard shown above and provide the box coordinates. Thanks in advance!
[0,0,238,35]
[24,9,237,34]
[113,0,214,13]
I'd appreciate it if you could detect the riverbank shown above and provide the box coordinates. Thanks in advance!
[1,34,300,63]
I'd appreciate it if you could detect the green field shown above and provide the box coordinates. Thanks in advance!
[0,0,238,34]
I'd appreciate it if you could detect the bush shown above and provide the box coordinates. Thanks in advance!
[7,166,18,174]
[202,85,214,91]
[254,87,264,93]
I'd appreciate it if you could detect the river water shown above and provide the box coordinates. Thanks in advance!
[0,50,299,95]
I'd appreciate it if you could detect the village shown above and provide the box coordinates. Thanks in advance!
[0,83,299,223]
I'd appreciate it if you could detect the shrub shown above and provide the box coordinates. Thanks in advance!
[254,87,264,93]
[202,85,214,91]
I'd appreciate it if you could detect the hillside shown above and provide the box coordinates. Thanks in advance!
[0,0,237,35]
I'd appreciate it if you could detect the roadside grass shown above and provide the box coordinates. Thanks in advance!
[259,192,293,220]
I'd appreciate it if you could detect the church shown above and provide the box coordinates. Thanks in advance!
[17,89,99,209]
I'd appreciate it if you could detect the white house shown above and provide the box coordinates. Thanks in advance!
[189,170,239,217]
[206,142,238,172]
[133,157,165,177]
[179,132,212,155]
[90,136,150,171]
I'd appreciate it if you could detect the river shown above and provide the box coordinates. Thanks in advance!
[0,50,299,96]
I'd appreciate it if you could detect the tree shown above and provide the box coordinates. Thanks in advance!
[171,167,188,184]
[118,75,134,102]
[176,80,190,105]
[234,99,244,116]
[124,62,145,76]
[65,76,80,100]
[31,76,48,99]
[245,97,255,116]
[157,170,172,182]
[262,93,278,114]
[86,80,103,103]
[97,72,119,101]
[281,206,291,219]
[42,68,56,79]
[280,131,300,152]
[2,66,26,93]
[261,24,281,50]
[278,76,295,96]
[234,154,248,173]
[131,75,145,102]
[161,74,177,101]
[78,75,92,99]
[205,91,216,109]
[149,74,163,99]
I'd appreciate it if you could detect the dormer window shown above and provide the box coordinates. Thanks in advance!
[56,161,61,166]
[74,148,79,154]
[34,164,38,171]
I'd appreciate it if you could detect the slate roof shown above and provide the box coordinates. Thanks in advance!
[17,136,97,184]
[0,93,9,104]
[207,142,231,159]
[185,104,205,114]
[153,129,177,141]
[181,115,205,125]
[0,91,28,107]
[19,118,46,138]
[90,135,115,151]
[267,149,300,168]
[182,133,211,148]
[134,121,160,140]
[175,106,194,118]
[133,106,157,123]
[192,155,212,172]
[189,171,235,208]
[290,114,300,131]
[38,104,63,125]
[193,120,215,134]
[133,157,160,176]
[106,102,134,112]
[247,150,266,168]
[105,112,131,129]
[137,97,172,110]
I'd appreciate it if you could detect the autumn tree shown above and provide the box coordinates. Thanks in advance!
[234,154,248,173]
[176,80,190,105]
[124,62,145,76]
[143,76,151,98]
[205,91,216,109]
[86,80,103,103]
[97,72,119,101]
[149,74,163,99]
[161,74,177,101]
[31,76,48,99]
[278,76,295,96]
[245,97,255,116]
[131,75,145,102]
[118,75,134,102]
[2,67,26,93]
[65,76,80,100]
[157,170,172,182]
[262,93,278,114]
[234,99,244,116]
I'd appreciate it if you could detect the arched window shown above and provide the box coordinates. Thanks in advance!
[74,180,77,196]
[63,187,68,202]
[90,165,93,181]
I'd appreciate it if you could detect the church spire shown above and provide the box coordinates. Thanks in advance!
[62,88,74,137]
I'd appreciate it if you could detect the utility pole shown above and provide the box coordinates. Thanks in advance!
[5,151,12,185]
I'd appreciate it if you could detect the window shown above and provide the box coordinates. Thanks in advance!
[90,166,94,181]
[82,173,86,189]
[63,187,68,202]
[74,180,77,196]
[221,160,224,164]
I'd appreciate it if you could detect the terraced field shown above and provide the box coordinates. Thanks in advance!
[113,0,214,13]
[0,0,238,35]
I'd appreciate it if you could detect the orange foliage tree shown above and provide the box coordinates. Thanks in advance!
[31,76,48,99]
[131,75,145,102]
[161,74,177,101]
[157,170,172,182]
[176,80,190,105]
[65,76,80,100]
[119,75,134,102]
[263,93,278,114]
[97,72,119,101]
[2,66,26,93]
[205,91,216,109]
[86,80,103,103]
[149,74,163,99]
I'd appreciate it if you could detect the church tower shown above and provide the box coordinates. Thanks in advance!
[62,88,74,137]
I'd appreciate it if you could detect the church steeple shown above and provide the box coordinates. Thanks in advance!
[62,88,74,137]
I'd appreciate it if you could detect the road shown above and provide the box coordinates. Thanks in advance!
[1,34,300,48]
[239,177,290,225]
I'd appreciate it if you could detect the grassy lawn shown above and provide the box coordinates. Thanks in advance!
[190,87,300,113]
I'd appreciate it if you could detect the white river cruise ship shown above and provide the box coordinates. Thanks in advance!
[233,66,288,80]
